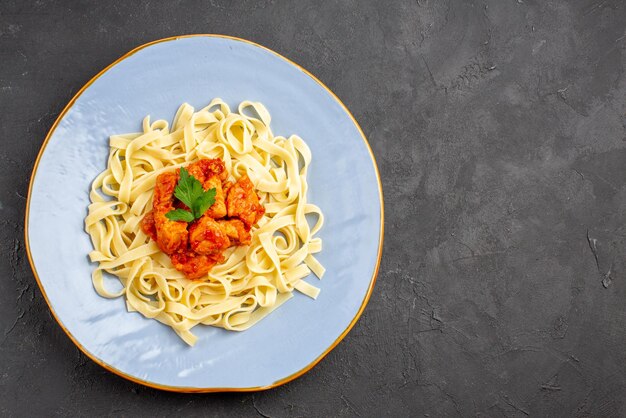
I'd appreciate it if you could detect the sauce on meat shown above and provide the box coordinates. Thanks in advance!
[140,158,264,280]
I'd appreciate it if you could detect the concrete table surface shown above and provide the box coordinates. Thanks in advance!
[1,1,625,416]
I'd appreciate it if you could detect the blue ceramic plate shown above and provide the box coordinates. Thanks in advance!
[25,35,383,392]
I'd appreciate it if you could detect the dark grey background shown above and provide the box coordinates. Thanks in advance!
[1,0,625,416]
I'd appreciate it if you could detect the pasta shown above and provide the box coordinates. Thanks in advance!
[84,99,325,346]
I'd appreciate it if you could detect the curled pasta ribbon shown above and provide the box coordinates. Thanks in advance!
[85,99,324,346]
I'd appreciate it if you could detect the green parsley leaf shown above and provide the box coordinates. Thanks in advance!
[192,188,216,219]
[173,167,203,208]
[165,208,194,222]
[164,167,217,222]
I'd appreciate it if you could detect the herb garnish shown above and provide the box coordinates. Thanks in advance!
[165,167,216,222]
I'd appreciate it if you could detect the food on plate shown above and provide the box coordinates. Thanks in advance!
[85,99,324,345]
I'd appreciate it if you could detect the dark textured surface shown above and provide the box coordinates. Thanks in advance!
[1,0,626,416]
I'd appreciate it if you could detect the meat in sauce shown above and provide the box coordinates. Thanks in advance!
[140,158,264,280]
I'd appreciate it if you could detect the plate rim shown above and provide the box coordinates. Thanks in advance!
[24,34,384,393]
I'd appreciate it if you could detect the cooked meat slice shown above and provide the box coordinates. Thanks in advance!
[188,216,231,255]
[226,175,265,228]
[152,171,188,254]
[170,251,222,280]
[204,175,227,218]
[217,219,251,245]
[186,158,227,183]
[140,211,157,241]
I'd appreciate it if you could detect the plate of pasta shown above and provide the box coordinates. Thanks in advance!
[25,35,383,391]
